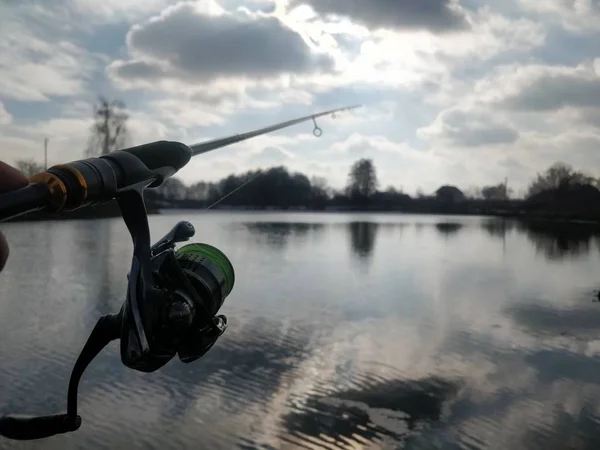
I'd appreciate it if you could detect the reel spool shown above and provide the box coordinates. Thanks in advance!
[169,243,235,363]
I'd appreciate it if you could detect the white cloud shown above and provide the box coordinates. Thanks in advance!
[5,0,172,29]
[287,0,469,33]
[411,56,600,191]
[69,0,171,23]
[296,6,545,92]
[0,102,12,125]
[0,21,106,101]
[464,59,600,111]
[520,0,600,33]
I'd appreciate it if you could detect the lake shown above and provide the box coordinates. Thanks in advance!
[1,212,600,449]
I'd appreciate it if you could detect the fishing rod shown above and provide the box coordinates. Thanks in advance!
[0,104,360,441]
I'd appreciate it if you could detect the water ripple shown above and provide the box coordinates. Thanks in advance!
[3,215,600,449]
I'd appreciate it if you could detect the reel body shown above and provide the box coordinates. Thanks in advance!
[0,180,234,440]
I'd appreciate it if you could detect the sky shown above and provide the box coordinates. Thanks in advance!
[1,0,600,196]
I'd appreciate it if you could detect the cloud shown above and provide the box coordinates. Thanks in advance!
[410,56,600,190]
[331,132,415,155]
[0,10,107,102]
[4,0,173,30]
[246,146,295,165]
[519,0,600,33]
[491,61,600,112]
[309,8,545,93]
[289,0,469,33]
[418,108,520,147]
[109,2,335,89]
[69,0,170,23]
[0,102,12,125]
[2,0,598,196]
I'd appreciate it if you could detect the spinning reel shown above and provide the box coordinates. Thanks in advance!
[0,144,234,440]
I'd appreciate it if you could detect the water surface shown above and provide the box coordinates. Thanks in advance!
[1,212,600,449]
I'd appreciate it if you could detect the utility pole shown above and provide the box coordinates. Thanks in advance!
[44,138,48,169]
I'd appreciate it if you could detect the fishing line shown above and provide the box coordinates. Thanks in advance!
[202,106,358,210]
[203,172,262,211]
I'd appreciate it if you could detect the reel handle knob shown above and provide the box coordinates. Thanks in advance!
[0,414,81,440]
[151,221,195,255]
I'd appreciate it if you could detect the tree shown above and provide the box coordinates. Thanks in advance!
[481,183,511,200]
[311,176,332,196]
[435,185,465,203]
[527,162,593,198]
[187,181,211,201]
[15,159,44,177]
[347,158,378,201]
[86,96,129,156]
[310,176,332,207]
[465,186,482,199]
[156,177,188,200]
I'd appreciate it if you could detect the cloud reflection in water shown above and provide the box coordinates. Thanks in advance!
[2,213,600,449]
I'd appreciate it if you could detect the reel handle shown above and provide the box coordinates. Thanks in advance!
[0,414,81,440]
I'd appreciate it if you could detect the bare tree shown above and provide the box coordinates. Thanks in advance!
[481,183,512,200]
[86,96,129,156]
[465,186,482,199]
[15,159,45,177]
[527,162,593,198]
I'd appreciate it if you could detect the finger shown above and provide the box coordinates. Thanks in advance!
[0,162,28,271]
[0,161,29,193]
[0,232,8,272]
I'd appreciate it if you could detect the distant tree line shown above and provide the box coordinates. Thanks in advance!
[12,97,600,220]
[148,158,600,219]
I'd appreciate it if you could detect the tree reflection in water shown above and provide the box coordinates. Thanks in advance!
[516,221,600,261]
[282,374,461,448]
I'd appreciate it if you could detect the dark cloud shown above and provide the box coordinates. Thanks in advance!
[291,0,469,32]
[111,59,170,80]
[110,3,334,85]
[443,109,519,146]
[503,72,600,112]
[451,125,520,147]
[423,108,519,147]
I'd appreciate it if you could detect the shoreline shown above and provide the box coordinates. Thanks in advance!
[5,204,600,225]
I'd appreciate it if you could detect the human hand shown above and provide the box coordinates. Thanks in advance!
[0,162,29,271]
